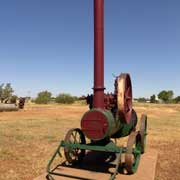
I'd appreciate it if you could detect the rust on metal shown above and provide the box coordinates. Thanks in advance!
[45,1,148,179]
[117,73,133,123]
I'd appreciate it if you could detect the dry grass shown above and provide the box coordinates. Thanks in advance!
[0,103,180,180]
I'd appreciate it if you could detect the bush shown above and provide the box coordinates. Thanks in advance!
[72,96,79,101]
[35,91,52,104]
[138,97,147,103]
[55,93,75,104]
[158,90,174,103]
[174,96,180,104]
[150,94,156,103]
[10,95,18,104]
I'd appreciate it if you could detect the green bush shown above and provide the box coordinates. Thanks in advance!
[35,91,52,104]
[150,94,156,103]
[174,96,180,104]
[138,97,147,103]
[55,93,75,104]
[158,90,174,103]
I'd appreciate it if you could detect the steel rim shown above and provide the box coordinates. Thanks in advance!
[117,73,133,124]
[140,114,147,154]
[125,131,141,174]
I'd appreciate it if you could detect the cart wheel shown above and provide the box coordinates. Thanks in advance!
[64,128,86,164]
[139,114,147,154]
[125,131,142,174]
[131,109,138,130]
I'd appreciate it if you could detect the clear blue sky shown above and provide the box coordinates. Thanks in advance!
[0,0,179,98]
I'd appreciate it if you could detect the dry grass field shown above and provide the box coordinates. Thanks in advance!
[0,102,180,180]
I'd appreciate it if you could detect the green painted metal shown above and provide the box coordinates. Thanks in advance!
[129,137,142,173]
[81,108,137,141]
[103,110,117,137]
[82,108,136,140]
[46,139,141,180]
[112,121,133,138]
[62,140,126,153]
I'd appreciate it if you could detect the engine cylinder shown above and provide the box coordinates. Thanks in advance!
[81,109,117,141]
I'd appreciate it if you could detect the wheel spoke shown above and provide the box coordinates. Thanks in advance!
[64,128,86,164]
[72,131,78,143]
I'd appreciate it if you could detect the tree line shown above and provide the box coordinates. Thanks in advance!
[1,83,179,105]
[0,83,78,105]
[34,89,180,104]
[34,91,78,104]
[0,83,79,105]
[137,90,180,104]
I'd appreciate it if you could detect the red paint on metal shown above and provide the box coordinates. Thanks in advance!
[104,93,115,110]
[93,0,105,109]
[124,74,132,123]
[81,111,108,140]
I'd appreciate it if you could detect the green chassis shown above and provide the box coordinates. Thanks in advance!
[46,140,141,180]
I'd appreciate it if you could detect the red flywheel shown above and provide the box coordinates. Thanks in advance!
[116,73,133,123]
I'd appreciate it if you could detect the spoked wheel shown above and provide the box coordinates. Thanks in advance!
[64,128,86,165]
[139,114,147,154]
[117,73,133,124]
[125,131,142,174]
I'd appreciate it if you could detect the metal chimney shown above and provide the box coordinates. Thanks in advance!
[93,0,105,109]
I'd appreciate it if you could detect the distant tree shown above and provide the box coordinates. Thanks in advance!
[3,83,14,99]
[174,96,180,104]
[35,91,52,104]
[72,96,79,101]
[150,94,156,103]
[51,97,56,102]
[55,93,75,104]
[158,90,174,103]
[0,83,14,102]
[138,97,146,103]
[0,84,4,103]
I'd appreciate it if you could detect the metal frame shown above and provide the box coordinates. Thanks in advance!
[46,140,141,180]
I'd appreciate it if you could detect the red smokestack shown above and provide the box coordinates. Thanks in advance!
[93,0,105,109]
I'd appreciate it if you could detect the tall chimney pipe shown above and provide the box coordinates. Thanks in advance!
[93,0,105,109]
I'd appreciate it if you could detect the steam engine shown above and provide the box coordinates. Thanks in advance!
[81,74,137,141]
[47,1,147,179]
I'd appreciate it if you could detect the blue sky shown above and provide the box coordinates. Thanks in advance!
[0,0,179,98]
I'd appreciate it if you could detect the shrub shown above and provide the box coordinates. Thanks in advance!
[158,90,174,103]
[174,96,180,104]
[35,91,52,104]
[55,93,75,104]
[150,94,156,103]
[10,95,18,104]
[138,97,146,103]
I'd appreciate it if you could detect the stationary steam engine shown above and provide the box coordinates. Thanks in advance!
[47,1,147,179]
